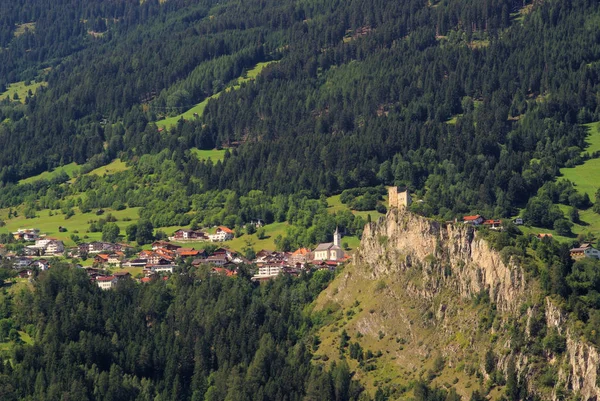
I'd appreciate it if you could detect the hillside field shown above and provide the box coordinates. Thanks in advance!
[18,162,79,185]
[0,80,46,103]
[156,61,277,129]
[559,121,600,198]
[0,207,141,246]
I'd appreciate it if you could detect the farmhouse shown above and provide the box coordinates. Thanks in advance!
[570,244,600,260]
[463,215,485,225]
[170,229,207,241]
[12,228,40,241]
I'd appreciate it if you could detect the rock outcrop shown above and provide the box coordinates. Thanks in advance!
[356,208,526,312]
[354,208,600,400]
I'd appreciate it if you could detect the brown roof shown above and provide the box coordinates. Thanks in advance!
[217,226,234,234]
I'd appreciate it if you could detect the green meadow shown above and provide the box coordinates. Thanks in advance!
[0,80,47,103]
[18,162,79,185]
[326,194,385,221]
[18,159,129,186]
[0,207,141,246]
[156,61,277,129]
[559,121,600,198]
[191,148,227,163]
[85,159,129,177]
[520,122,600,241]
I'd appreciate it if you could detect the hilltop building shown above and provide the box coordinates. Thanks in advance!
[388,187,412,209]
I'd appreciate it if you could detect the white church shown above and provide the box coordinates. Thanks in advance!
[313,228,345,261]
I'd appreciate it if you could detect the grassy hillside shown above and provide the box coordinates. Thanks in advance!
[311,261,503,400]
[18,162,79,185]
[0,207,141,246]
[0,80,46,103]
[191,148,227,163]
[155,61,276,129]
[85,159,129,177]
[559,121,600,198]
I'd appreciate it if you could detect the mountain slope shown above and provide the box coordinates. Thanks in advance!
[312,208,600,400]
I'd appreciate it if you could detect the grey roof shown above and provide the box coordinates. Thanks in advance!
[315,242,333,251]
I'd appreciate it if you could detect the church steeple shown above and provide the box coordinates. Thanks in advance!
[333,227,341,247]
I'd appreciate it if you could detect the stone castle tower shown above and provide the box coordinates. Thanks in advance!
[388,186,412,209]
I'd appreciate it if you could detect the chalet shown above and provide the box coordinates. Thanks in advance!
[249,219,265,227]
[536,233,553,240]
[257,262,284,277]
[31,259,49,271]
[14,257,33,268]
[205,255,227,266]
[107,252,125,266]
[96,276,117,290]
[313,228,344,261]
[314,260,342,271]
[152,241,181,251]
[463,215,485,225]
[170,229,207,241]
[513,218,524,225]
[113,271,131,280]
[213,247,231,257]
[570,244,600,260]
[191,257,208,266]
[209,226,234,242]
[17,269,33,279]
[139,250,169,265]
[12,229,40,242]
[94,254,110,265]
[83,242,113,254]
[176,248,201,258]
[482,219,503,230]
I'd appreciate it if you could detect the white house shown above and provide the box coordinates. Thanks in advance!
[45,240,65,256]
[96,276,117,290]
[208,226,234,242]
[313,228,345,261]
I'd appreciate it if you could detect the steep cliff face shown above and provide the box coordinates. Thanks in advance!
[313,208,600,400]
[545,299,600,401]
[356,208,527,313]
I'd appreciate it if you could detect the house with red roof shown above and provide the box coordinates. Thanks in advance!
[209,226,234,242]
[96,276,117,290]
[462,215,484,225]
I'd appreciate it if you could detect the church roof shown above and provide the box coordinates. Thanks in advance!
[314,242,333,251]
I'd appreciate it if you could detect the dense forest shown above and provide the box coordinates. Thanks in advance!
[0,265,473,401]
[1,0,600,219]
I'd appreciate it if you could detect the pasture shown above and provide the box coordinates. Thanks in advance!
[0,80,47,104]
[156,61,277,129]
[18,162,79,185]
[0,207,141,246]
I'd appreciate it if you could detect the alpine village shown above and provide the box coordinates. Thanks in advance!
[1,0,600,401]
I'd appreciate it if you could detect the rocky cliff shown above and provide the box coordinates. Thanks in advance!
[356,208,527,313]
[320,208,600,400]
